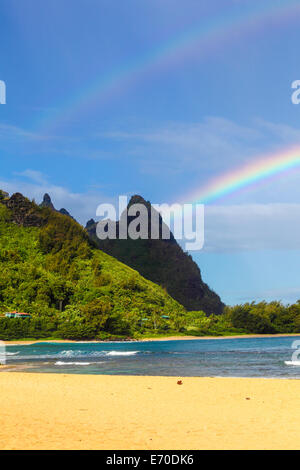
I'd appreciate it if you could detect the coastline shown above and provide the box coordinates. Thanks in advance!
[1,372,300,449]
[142,333,300,341]
[4,333,300,346]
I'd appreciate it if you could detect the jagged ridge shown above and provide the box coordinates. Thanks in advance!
[86,195,224,314]
[40,193,74,219]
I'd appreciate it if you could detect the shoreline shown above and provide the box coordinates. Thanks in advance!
[142,333,300,341]
[1,372,300,449]
[4,333,300,346]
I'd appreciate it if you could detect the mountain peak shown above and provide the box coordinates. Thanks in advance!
[86,194,224,314]
[39,194,75,221]
[86,218,96,229]
[128,194,149,207]
[40,193,55,210]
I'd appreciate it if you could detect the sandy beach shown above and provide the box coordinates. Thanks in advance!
[143,334,300,341]
[0,372,300,450]
[4,333,300,345]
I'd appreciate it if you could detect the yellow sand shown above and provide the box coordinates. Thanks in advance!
[4,334,300,345]
[5,334,300,345]
[0,373,300,450]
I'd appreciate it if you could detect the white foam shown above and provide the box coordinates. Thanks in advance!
[106,351,138,356]
[6,352,19,356]
[55,361,93,366]
[60,350,83,357]
[285,361,300,366]
[10,349,140,361]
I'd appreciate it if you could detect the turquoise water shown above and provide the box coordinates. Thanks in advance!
[4,336,300,378]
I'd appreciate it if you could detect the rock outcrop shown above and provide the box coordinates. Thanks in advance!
[86,195,224,314]
[3,193,46,227]
[39,194,74,220]
[40,193,55,210]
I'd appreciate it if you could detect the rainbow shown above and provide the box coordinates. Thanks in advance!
[183,146,300,205]
[37,0,300,133]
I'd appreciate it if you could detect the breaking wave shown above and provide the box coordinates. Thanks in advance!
[55,361,95,366]
[59,350,140,357]
[10,349,141,360]
[106,351,139,356]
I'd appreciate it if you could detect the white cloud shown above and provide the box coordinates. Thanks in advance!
[15,170,48,185]
[204,203,300,252]
[254,118,300,144]
[0,172,114,225]
[99,117,300,178]
[2,170,300,253]
[235,286,300,303]
[97,117,300,204]
[99,116,266,173]
[0,123,49,142]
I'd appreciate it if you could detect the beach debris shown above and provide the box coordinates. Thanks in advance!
[177,380,183,385]
[245,397,251,400]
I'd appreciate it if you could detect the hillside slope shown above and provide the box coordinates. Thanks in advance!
[86,195,224,314]
[0,193,186,339]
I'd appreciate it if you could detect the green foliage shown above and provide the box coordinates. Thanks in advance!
[183,310,242,336]
[0,317,58,340]
[226,301,300,334]
[0,196,185,340]
[228,303,276,334]
[2,194,300,341]
[182,302,300,336]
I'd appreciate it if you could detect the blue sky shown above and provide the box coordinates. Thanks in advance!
[1,0,300,305]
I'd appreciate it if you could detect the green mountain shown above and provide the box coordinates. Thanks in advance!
[86,195,224,314]
[0,192,186,340]
[3,191,297,339]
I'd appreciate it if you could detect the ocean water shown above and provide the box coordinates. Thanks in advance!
[3,336,300,378]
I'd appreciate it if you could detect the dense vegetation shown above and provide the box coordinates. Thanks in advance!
[1,191,300,341]
[0,193,186,340]
[2,298,300,340]
[87,195,224,314]
[183,301,300,336]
